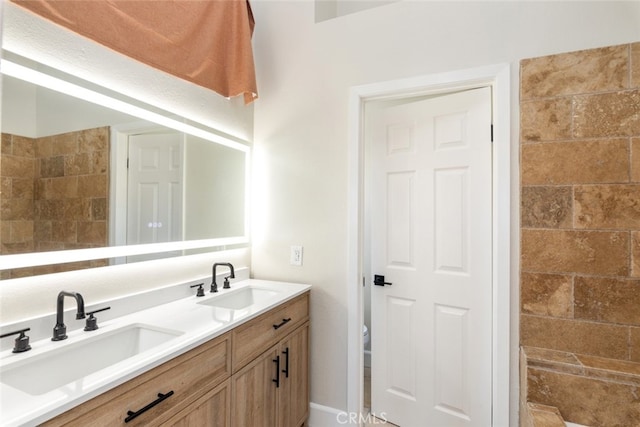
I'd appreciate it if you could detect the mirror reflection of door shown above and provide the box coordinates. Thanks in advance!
[126,132,184,256]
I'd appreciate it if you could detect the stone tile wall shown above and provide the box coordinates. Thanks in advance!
[1,133,36,256]
[1,127,110,278]
[520,43,640,361]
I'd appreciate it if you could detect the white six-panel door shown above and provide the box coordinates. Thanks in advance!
[127,132,183,245]
[370,87,492,426]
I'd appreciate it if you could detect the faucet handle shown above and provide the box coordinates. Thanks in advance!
[1,328,32,353]
[190,283,205,297]
[223,276,232,289]
[84,306,111,331]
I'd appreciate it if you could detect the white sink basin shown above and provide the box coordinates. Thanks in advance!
[198,287,279,310]
[0,324,183,395]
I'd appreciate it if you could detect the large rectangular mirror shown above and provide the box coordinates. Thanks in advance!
[1,53,250,278]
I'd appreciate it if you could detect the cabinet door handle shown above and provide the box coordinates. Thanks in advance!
[124,391,174,423]
[282,347,290,378]
[273,318,292,330]
[273,355,281,388]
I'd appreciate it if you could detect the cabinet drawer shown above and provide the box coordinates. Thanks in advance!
[42,332,231,427]
[231,292,309,373]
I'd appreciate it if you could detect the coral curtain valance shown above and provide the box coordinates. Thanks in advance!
[11,0,258,103]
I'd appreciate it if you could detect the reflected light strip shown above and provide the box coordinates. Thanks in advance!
[0,237,249,270]
[0,60,249,153]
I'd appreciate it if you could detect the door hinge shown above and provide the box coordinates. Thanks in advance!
[490,124,494,142]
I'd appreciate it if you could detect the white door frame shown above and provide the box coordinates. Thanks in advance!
[346,63,511,426]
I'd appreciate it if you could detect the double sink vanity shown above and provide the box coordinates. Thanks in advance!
[0,273,310,426]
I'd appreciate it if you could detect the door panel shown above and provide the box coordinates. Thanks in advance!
[127,132,183,245]
[370,86,492,426]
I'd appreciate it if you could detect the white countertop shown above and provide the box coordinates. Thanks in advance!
[0,279,310,426]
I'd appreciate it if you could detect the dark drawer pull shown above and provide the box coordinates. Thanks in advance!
[273,318,292,330]
[125,391,174,423]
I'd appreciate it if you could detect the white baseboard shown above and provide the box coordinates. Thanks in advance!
[309,402,344,427]
[309,402,387,426]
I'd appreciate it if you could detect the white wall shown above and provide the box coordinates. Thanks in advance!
[249,0,640,421]
[0,1,253,322]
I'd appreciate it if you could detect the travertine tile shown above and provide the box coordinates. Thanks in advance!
[521,186,572,228]
[1,241,34,255]
[34,220,52,242]
[50,176,78,199]
[521,272,572,317]
[65,152,92,176]
[524,346,584,375]
[2,155,35,178]
[1,177,11,199]
[573,90,640,138]
[40,156,65,178]
[527,403,566,427]
[78,175,107,198]
[521,229,629,276]
[520,348,530,427]
[631,328,640,362]
[11,178,33,200]
[632,138,640,182]
[577,354,640,385]
[574,276,640,325]
[632,231,640,278]
[527,368,640,426]
[10,220,33,243]
[521,315,629,359]
[11,135,35,158]
[36,241,64,252]
[77,221,107,245]
[521,98,572,142]
[63,199,91,221]
[574,184,640,229]
[524,346,581,366]
[34,178,49,200]
[35,137,52,158]
[521,44,628,100]
[50,132,78,156]
[91,198,107,221]
[1,133,12,154]
[91,150,109,174]
[1,198,34,221]
[632,42,640,88]
[36,199,65,221]
[521,139,629,185]
[78,127,109,152]
[51,221,77,244]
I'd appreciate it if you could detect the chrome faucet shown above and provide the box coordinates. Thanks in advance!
[211,263,235,293]
[52,291,86,341]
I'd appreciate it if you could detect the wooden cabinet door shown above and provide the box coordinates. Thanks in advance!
[231,347,278,427]
[164,379,230,427]
[278,323,309,427]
